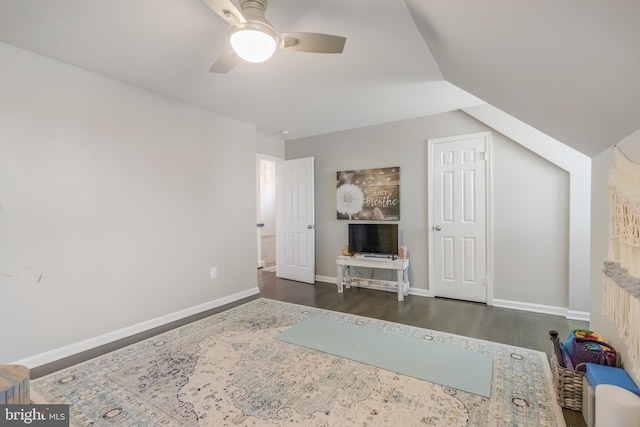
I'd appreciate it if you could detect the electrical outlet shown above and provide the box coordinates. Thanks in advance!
[210,267,217,279]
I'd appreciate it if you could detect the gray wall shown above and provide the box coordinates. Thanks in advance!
[286,111,570,309]
[257,134,285,159]
[591,129,640,383]
[0,43,258,363]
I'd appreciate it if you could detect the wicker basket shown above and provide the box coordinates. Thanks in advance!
[549,348,584,412]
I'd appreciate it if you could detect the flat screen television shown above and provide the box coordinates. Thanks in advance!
[348,223,398,256]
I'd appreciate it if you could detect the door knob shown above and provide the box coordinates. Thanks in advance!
[307,225,315,229]
[433,225,442,231]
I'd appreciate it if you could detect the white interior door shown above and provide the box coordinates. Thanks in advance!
[429,133,490,303]
[276,157,315,284]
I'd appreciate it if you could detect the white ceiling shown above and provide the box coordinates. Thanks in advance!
[407,0,640,157]
[0,0,637,156]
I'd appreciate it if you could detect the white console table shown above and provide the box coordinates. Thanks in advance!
[336,255,410,301]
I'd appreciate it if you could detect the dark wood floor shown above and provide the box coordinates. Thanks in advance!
[257,270,589,427]
[32,269,588,426]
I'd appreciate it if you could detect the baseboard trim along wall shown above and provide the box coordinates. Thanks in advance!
[13,287,260,369]
[566,310,591,322]
[409,288,432,298]
[493,298,590,321]
[317,275,587,321]
[315,275,336,285]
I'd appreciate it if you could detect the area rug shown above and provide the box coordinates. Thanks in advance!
[30,298,565,426]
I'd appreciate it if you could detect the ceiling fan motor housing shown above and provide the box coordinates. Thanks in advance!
[239,0,271,26]
[233,0,280,43]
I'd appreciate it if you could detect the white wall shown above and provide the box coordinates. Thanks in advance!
[0,43,258,364]
[591,129,640,382]
[286,111,570,309]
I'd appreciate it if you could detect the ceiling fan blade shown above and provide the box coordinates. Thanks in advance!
[202,0,246,26]
[281,32,346,54]
[210,50,242,73]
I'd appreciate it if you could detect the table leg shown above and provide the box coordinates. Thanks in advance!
[397,267,404,301]
[337,265,343,293]
[344,266,351,288]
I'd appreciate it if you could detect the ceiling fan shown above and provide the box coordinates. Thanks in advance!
[203,0,347,73]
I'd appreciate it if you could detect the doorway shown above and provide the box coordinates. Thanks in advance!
[257,155,279,272]
[428,132,492,303]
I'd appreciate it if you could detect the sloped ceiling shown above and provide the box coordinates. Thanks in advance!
[0,0,637,156]
[407,0,640,156]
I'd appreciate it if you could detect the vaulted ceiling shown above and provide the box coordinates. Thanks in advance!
[0,0,637,156]
[407,0,640,157]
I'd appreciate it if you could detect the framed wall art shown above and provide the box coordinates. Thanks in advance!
[336,166,400,220]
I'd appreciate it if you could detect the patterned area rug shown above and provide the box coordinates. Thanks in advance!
[31,299,565,426]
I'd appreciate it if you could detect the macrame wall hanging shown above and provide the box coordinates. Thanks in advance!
[604,146,640,375]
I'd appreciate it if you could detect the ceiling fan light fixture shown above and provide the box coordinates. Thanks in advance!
[229,22,278,63]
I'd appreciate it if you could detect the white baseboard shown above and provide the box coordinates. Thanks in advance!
[13,287,260,369]
[409,287,432,297]
[315,275,335,284]
[295,272,587,321]
[493,298,590,321]
[567,310,590,322]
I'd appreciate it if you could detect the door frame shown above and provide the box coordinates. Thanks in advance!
[427,132,494,304]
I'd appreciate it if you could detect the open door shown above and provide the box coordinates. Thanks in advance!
[276,157,315,284]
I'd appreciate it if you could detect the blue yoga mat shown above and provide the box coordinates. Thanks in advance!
[276,317,493,397]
